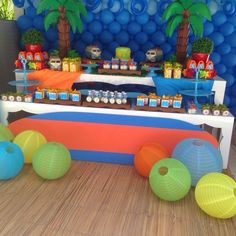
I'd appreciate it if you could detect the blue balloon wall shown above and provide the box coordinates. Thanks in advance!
[15,0,236,115]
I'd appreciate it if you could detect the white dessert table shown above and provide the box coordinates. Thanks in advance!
[0,100,233,169]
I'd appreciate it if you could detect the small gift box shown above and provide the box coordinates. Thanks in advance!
[70,91,81,102]
[164,62,172,78]
[161,96,170,108]
[59,91,69,100]
[62,58,70,72]
[120,60,128,70]
[173,94,182,108]
[48,90,58,100]
[35,88,44,100]
[202,104,210,115]
[173,63,182,79]
[129,60,137,70]
[103,61,111,69]
[70,58,81,72]
[149,94,158,107]
[136,96,145,106]
[24,94,33,103]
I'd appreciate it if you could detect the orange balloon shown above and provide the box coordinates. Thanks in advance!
[134,143,169,177]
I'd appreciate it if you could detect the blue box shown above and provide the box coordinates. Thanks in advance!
[149,98,158,107]
[137,98,145,106]
[161,99,169,108]
[59,92,69,100]
[35,91,44,100]
[48,92,58,100]
[71,93,80,102]
[173,100,182,108]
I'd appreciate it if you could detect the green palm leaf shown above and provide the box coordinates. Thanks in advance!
[166,15,183,37]
[189,15,203,37]
[76,14,83,33]
[66,11,77,33]
[37,0,60,14]
[188,2,211,20]
[162,2,184,21]
[178,0,193,9]
[44,11,60,31]
[64,0,87,17]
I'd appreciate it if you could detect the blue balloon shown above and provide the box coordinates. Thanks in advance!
[100,10,114,24]
[128,40,140,52]
[222,73,235,88]
[25,6,36,18]
[223,0,236,16]
[115,31,129,45]
[81,31,94,44]
[135,32,148,45]
[230,97,236,107]
[143,21,156,35]
[220,22,234,36]
[83,12,94,23]
[136,13,149,25]
[102,50,113,60]
[225,32,236,47]
[230,106,236,116]
[116,10,130,25]
[231,83,236,97]
[100,30,113,44]
[45,28,58,42]
[33,16,45,31]
[215,64,226,75]
[212,12,227,26]
[228,14,236,25]
[128,22,141,35]
[17,15,33,30]
[209,32,224,46]
[75,41,86,54]
[108,41,120,53]
[216,43,231,55]
[43,41,49,51]
[13,0,25,8]
[223,94,230,106]
[88,21,102,35]
[151,31,165,45]
[210,52,221,64]
[167,32,177,46]
[203,22,214,36]
[154,14,164,26]
[161,42,172,54]
[131,0,148,16]
[142,41,154,53]
[108,21,121,34]
[222,53,236,67]
[133,51,145,62]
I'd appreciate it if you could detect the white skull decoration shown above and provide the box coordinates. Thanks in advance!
[49,56,62,71]
[146,48,163,63]
[85,45,102,59]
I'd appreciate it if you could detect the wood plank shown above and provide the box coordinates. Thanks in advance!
[0,161,235,236]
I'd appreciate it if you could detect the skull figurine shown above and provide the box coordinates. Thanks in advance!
[49,56,62,71]
[85,45,102,60]
[146,47,163,63]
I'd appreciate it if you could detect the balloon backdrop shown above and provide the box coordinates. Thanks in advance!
[14,0,236,115]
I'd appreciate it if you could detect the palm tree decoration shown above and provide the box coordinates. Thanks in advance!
[162,0,211,64]
[37,0,87,58]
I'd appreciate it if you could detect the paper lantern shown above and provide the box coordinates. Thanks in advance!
[195,173,236,219]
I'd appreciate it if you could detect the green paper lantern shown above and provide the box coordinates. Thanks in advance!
[195,173,236,219]
[32,142,71,180]
[149,158,191,201]
[0,123,14,141]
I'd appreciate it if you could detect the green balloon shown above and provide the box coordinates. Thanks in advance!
[149,158,191,201]
[32,142,71,180]
[0,124,14,141]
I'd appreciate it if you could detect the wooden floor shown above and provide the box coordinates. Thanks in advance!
[0,160,235,236]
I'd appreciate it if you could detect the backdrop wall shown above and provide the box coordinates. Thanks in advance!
[14,0,236,116]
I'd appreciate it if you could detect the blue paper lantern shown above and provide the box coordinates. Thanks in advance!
[151,31,165,45]
[136,13,149,25]
[100,10,114,24]
[17,15,33,30]
[0,142,24,180]
[220,22,234,36]
[108,21,121,34]
[135,32,148,45]
[212,12,227,26]
[115,31,129,45]
[100,30,113,44]
[172,138,223,186]
[88,20,103,35]
[116,10,130,25]
[143,21,156,34]
[128,22,141,35]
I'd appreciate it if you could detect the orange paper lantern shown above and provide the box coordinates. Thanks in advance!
[134,143,169,177]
